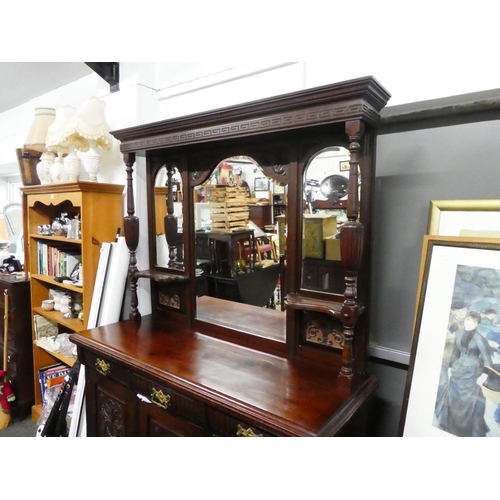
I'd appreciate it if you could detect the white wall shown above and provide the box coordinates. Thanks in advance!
[2,60,500,180]
[1,60,499,317]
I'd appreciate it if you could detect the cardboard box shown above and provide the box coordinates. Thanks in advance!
[325,236,341,261]
[303,214,336,259]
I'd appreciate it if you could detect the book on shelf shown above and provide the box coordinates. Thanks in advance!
[36,241,81,278]
[33,314,59,340]
[38,363,70,405]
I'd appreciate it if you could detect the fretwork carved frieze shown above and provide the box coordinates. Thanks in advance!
[120,102,378,153]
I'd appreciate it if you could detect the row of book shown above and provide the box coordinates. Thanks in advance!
[36,241,81,278]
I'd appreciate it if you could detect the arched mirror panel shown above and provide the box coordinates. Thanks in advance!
[301,146,352,295]
[193,155,287,340]
[154,164,184,270]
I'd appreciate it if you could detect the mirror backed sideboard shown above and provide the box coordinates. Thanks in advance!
[71,76,391,436]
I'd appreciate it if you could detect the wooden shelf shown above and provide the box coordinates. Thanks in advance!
[29,234,82,245]
[32,306,86,332]
[33,340,76,367]
[31,403,43,423]
[31,274,83,294]
[22,182,125,422]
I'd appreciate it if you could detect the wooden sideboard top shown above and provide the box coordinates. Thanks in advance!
[0,273,29,284]
[71,316,378,436]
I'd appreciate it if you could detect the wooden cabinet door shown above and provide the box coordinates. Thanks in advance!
[85,368,136,437]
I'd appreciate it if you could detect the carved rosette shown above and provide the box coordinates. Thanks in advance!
[99,398,124,437]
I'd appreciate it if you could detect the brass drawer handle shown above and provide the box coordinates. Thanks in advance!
[95,358,111,376]
[151,388,171,410]
[236,424,263,437]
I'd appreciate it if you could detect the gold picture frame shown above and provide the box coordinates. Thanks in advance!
[428,199,500,237]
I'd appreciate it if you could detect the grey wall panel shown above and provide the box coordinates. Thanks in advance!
[370,119,500,356]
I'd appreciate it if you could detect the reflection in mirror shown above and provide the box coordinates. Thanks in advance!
[154,164,184,270]
[301,147,351,294]
[194,156,286,340]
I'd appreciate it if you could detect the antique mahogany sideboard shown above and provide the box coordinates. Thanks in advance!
[71,77,391,436]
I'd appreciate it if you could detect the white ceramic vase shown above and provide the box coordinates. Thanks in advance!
[64,150,81,182]
[50,154,67,183]
[36,152,54,184]
[83,143,101,182]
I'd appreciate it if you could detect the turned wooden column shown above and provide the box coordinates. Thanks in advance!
[164,164,178,267]
[338,120,365,387]
[123,152,141,322]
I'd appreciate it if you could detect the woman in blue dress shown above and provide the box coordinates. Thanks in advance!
[435,311,493,437]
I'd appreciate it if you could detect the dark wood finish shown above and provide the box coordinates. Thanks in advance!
[302,258,345,294]
[72,316,377,436]
[208,230,255,277]
[72,76,390,437]
[249,204,272,228]
[0,275,33,420]
[196,295,285,342]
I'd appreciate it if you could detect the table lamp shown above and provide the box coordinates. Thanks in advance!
[46,104,83,182]
[24,107,56,184]
[65,96,113,182]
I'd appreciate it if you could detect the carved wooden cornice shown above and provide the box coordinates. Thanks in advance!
[112,76,391,154]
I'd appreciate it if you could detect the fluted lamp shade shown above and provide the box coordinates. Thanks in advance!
[24,107,55,152]
[23,107,56,185]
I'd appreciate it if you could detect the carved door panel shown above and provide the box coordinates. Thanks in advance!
[85,368,136,437]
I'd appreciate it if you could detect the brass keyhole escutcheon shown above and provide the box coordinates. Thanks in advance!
[95,358,111,376]
[236,424,263,437]
[151,388,171,410]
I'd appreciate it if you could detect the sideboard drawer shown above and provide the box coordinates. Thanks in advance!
[207,407,274,437]
[137,398,206,437]
[133,374,206,428]
[80,350,130,387]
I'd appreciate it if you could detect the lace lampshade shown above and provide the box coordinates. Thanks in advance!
[46,104,78,154]
[66,97,113,151]
[65,97,114,182]
[24,108,56,185]
[46,104,82,182]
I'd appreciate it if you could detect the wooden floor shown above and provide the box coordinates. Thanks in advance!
[196,295,286,343]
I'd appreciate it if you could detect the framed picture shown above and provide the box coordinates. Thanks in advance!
[273,182,285,195]
[428,199,500,238]
[339,160,350,172]
[254,177,269,191]
[159,285,182,311]
[400,235,500,437]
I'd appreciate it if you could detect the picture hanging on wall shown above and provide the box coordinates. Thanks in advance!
[399,235,500,437]
[254,177,269,192]
[428,199,500,237]
[339,160,350,172]
[273,182,285,195]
